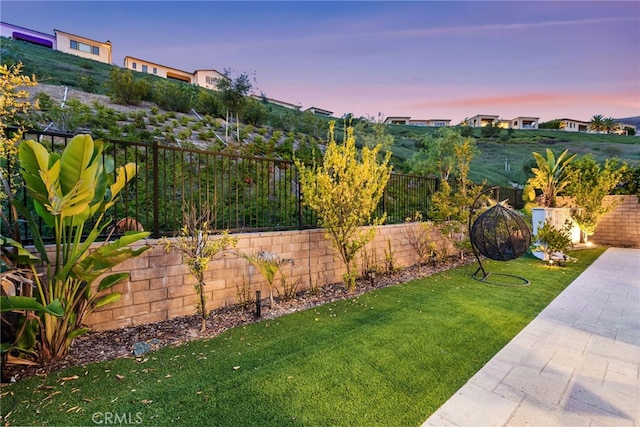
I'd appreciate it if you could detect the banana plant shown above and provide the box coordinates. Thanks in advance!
[527,148,577,207]
[1,236,63,363]
[13,134,151,360]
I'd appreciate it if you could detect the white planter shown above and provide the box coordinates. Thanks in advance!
[531,207,581,260]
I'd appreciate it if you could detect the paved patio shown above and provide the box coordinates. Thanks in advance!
[422,247,640,427]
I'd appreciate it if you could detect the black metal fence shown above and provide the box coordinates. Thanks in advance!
[5,129,518,242]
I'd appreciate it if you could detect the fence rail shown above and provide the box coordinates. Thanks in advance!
[1,130,523,242]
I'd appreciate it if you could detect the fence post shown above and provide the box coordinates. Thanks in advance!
[152,142,160,238]
[297,170,303,229]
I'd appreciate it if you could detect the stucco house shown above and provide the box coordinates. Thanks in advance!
[54,29,112,65]
[193,69,226,91]
[466,114,500,128]
[124,56,193,83]
[383,116,412,125]
[559,118,590,133]
[1,22,112,64]
[0,21,56,49]
[250,95,301,110]
[466,114,539,130]
[408,119,452,127]
[510,116,539,129]
[304,107,333,117]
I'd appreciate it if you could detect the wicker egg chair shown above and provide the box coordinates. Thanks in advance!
[468,187,531,286]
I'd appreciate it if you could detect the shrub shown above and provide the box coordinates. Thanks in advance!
[78,74,98,93]
[104,67,150,105]
[152,80,197,113]
[531,218,573,263]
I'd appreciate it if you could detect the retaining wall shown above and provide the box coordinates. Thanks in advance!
[590,196,640,247]
[66,194,640,331]
[84,223,453,331]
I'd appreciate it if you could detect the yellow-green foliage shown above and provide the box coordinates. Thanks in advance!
[164,205,237,331]
[527,148,576,207]
[567,155,626,237]
[295,122,392,291]
[1,63,38,201]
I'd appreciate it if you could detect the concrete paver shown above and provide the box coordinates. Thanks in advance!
[422,247,640,427]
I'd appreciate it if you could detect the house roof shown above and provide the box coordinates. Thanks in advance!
[304,106,333,115]
[124,55,192,75]
[54,29,110,45]
[559,118,591,124]
[1,21,54,37]
[250,94,300,110]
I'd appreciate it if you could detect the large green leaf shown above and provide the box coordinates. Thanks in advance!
[59,134,96,195]
[67,327,91,340]
[1,236,41,264]
[93,293,121,309]
[18,140,51,207]
[10,200,49,262]
[98,273,130,291]
[71,231,150,282]
[0,296,64,316]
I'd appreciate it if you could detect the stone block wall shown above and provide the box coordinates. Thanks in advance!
[85,223,453,331]
[590,196,640,247]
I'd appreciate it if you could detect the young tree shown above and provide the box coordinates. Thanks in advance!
[407,128,462,180]
[427,130,483,259]
[216,69,255,141]
[567,155,626,242]
[0,63,38,201]
[354,114,394,155]
[295,122,392,291]
[163,205,237,331]
[238,250,293,309]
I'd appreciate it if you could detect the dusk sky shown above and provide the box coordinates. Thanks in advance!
[2,1,639,123]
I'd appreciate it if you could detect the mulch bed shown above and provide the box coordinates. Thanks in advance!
[2,257,474,384]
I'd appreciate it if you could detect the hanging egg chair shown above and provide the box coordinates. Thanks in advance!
[468,187,531,286]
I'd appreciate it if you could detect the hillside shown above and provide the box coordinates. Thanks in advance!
[4,36,640,187]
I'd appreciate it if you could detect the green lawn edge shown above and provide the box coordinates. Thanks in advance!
[1,247,606,427]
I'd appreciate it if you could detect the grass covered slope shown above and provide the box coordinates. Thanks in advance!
[1,248,605,426]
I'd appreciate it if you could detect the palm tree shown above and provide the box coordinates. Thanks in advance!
[602,117,616,134]
[589,114,604,133]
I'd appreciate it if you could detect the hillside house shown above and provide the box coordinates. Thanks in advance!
[559,118,590,133]
[384,116,411,125]
[250,95,301,110]
[0,21,56,49]
[304,107,333,117]
[1,22,112,64]
[54,30,112,64]
[466,114,500,127]
[124,56,193,83]
[510,116,539,129]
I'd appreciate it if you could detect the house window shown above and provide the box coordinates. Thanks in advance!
[142,65,148,73]
[153,67,157,74]
[70,39,99,55]
[132,62,137,70]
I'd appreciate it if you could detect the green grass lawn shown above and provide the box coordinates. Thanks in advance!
[1,248,605,426]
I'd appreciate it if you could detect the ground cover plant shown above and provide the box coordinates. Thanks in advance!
[1,247,605,426]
